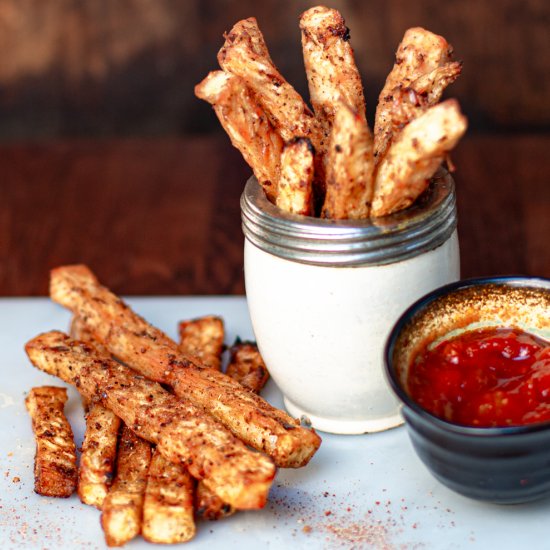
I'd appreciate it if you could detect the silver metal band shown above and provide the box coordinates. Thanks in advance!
[241,169,457,267]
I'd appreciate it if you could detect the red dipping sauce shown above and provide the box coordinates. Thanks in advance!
[408,328,550,427]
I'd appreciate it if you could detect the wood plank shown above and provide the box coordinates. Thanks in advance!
[0,137,249,295]
[0,0,547,140]
[0,135,547,296]
[453,135,549,278]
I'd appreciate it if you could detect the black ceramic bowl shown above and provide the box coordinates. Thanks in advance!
[384,276,550,504]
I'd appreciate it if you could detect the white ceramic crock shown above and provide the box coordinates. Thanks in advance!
[241,170,460,434]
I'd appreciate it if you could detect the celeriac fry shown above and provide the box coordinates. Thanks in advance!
[196,339,269,520]
[374,27,455,162]
[177,316,233,521]
[70,314,110,356]
[371,99,467,217]
[275,138,315,216]
[218,17,322,149]
[25,331,276,510]
[195,480,234,521]
[388,61,462,139]
[195,70,283,202]
[71,314,121,508]
[71,316,94,410]
[178,315,224,371]
[226,340,270,394]
[49,265,321,469]
[142,448,196,544]
[101,425,151,547]
[177,318,233,521]
[78,404,121,508]
[321,102,375,219]
[25,386,77,498]
[408,61,463,106]
[300,6,366,142]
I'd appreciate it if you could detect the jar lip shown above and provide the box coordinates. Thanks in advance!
[240,168,458,266]
[243,168,453,232]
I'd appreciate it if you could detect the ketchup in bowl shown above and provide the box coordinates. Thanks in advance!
[385,277,550,503]
[408,328,550,427]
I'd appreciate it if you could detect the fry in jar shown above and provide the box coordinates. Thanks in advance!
[374,27,456,163]
[300,6,366,143]
[276,138,315,216]
[371,99,467,217]
[195,70,283,202]
[322,101,375,219]
[218,17,322,150]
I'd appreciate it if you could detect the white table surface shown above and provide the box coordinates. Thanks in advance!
[1,296,549,549]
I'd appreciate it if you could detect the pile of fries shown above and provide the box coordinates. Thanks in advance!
[195,6,467,219]
[24,265,321,546]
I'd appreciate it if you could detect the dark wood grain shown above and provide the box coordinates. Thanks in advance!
[454,135,548,277]
[0,137,249,295]
[0,135,548,296]
[0,0,547,140]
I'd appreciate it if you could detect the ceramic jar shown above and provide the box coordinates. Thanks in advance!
[241,170,460,434]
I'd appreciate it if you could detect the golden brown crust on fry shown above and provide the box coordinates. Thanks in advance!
[178,315,225,371]
[178,319,232,523]
[374,27,455,163]
[407,61,463,105]
[78,404,121,509]
[322,102,375,219]
[70,314,110,356]
[195,339,269,521]
[101,426,151,547]
[48,265,321,469]
[275,138,315,216]
[226,341,270,394]
[70,314,109,413]
[25,331,276,510]
[142,448,196,544]
[195,338,270,521]
[25,386,77,498]
[371,99,467,217]
[386,61,462,143]
[218,18,322,149]
[198,14,465,219]
[195,70,283,202]
[300,6,366,143]
[195,480,235,521]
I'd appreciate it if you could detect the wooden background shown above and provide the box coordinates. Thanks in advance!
[0,0,548,140]
[0,0,548,296]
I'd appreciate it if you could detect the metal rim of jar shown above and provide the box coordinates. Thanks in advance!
[240,169,458,267]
